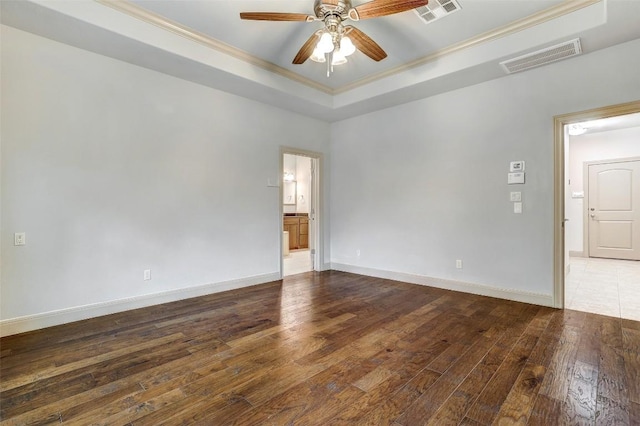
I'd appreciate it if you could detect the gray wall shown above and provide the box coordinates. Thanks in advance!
[2,21,640,325]
[1,26,331,320]
[330,38,640,297]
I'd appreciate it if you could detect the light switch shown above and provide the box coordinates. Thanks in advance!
[514,202,523,214]
[510,192,522,202]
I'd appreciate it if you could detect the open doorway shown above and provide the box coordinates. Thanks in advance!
[280,148,322,277]
[554,101,640,320]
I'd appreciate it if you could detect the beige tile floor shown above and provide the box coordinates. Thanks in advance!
[283,249,313,276]
[565,256,640,320]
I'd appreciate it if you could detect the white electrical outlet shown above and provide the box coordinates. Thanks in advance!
[510,192,522,202]
[144,269,151,281]
[456,259,463,269]
[14,233,26,246]
[356,249,361,257]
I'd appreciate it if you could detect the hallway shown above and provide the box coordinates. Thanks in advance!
[566,256,640,320]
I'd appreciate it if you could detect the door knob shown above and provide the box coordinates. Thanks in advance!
[590,213,596,218]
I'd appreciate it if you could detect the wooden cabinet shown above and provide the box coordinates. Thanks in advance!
[283,216,308,250]
[299,217,308,248]
[283,217,299,250]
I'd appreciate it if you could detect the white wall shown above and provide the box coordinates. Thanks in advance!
[282,154,311,215]
[283,154,297,214]
[566,126,640,253]
[295,156,311,215]
[330,38,640,300]
[0,26,331,326]
[3,22,640,332]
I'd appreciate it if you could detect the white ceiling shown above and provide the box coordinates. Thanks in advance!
[576,112,640,135]
[2,0,640,121]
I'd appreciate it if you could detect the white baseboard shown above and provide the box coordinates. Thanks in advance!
[0,272,281,337]
[330,263,553,307]
[1,264,555,337]
[320,262,332,272]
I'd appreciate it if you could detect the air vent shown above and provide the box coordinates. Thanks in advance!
[415,0,461,24]
[500,38,582,74]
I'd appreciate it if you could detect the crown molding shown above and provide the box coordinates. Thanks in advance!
[96,0,600,97]
[95,0,334,94]
[335,0,601,94]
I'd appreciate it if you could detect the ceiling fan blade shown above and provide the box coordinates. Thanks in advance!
[240,12,314,22]
[346,27,387,61]
[293,31,321,65]
[348,0,429,20]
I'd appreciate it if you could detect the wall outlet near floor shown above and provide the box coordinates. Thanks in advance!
[356,249,361,257]
[144,269,151,281]
[456,259,463,269]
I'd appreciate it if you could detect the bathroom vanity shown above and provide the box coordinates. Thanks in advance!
[283,214,309,250]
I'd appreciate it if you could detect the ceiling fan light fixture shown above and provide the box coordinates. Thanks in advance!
[331,50,348,66]
[310,47,327,63]
[568,124,587,136]
[317,32,335,54]
[340,36,356,56]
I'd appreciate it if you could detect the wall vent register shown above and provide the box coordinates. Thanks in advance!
[500,38,582,74]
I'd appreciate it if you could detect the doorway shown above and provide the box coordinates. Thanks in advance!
[280,148,323,277]
[554,100,640,319]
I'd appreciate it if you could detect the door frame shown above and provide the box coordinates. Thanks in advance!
[553,100,640,308]
[583,156,640,258]
[279,147,324,278]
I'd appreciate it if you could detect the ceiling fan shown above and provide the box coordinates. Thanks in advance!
[240,0,429,76]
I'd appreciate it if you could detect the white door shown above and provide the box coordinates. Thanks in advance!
[588,159,640,260]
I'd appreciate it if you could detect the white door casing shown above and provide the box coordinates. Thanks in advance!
[280,147,323,277]
[554,101,640,309]
[587,159,640,260]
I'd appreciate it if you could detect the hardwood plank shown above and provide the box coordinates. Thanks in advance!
[565,360,598,424]
[0,373,96,419]
[464,333,540,424]
[354,368,442,425]
[528,394,564,426]
[0,333,186,392]
[1,271,639,425]
[622,327,640,406]
[595,395,630,425]
[537,325,580,401]
[425,337,512,425]
[597,343,628,404]
[576,314,603,365]
[629,401,640,425]
[493,362,545,424]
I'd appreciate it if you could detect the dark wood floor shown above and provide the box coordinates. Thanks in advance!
[1,271,639,425]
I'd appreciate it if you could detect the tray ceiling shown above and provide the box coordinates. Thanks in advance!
[2,0,640,121]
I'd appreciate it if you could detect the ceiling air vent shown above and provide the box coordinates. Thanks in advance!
[500,38,582,74]
[415,0,461,24]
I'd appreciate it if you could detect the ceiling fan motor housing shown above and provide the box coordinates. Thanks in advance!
[314,0,352,20]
